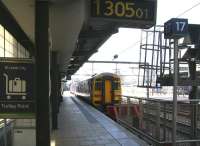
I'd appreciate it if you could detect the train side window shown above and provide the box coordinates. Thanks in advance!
[95,81,102,90]
[113,81,120,90]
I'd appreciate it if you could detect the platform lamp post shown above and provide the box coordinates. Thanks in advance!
[113,54,119,74]
[164,18,188,146]
[92,62,94,75]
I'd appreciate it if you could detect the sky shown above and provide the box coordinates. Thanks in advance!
[74,0,200,78]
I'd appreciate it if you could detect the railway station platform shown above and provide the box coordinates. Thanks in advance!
[51,91,148,146]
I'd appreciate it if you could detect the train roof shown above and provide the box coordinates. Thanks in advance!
[77,72,120,83]
[92,72,120,79]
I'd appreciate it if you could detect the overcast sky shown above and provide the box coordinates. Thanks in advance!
[74,0,200,77]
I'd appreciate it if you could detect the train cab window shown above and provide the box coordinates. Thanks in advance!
[113,81,120,90]
[95,80,102,90]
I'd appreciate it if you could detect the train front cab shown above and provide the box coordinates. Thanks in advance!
[91,75,121,108]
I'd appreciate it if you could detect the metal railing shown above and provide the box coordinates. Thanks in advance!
[114,96,200,146]
[0,119,14,146]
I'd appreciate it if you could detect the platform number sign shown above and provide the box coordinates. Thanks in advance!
[164,18,188,39]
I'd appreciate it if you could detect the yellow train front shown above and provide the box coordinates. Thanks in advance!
[72,72,121,109]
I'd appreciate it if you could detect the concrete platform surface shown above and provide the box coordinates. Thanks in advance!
[51,92,148,146]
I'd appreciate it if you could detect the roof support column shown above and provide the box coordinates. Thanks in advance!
[50,51,59,130]
[35,1,50,146]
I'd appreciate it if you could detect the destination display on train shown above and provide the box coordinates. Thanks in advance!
[91,0,156,26]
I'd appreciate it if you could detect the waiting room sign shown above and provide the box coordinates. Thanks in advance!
[0,58,35,118]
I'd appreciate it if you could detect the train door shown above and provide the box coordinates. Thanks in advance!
[104,80,112,104]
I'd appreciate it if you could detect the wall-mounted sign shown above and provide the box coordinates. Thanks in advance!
[90,0,157,29]
[164,18,188,39]
[0,58,35,118]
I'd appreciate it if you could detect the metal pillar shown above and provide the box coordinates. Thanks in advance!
[172,39,178,146]
[115,63,118,74]
[3,119,7,146]
[155,102,161,140]
[127,97,131,117]
[92,63,94,74]
[35,1,50,146]
[58,74,63,103]
[188,61,197,144]
[146,64,150,98]
[51,51,59,130]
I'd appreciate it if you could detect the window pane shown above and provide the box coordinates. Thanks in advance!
[26,50,30,58]
[0,25,4,37]
[5,30,10,41]
[2,27,30,58]
[0,47,4,57]
[113,82,120,90]
[0,35,4,49]
[95,81,102,90]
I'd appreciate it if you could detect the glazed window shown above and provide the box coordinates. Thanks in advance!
[113,81,120,90]
[95,81,102,90]
[0,24,30,58]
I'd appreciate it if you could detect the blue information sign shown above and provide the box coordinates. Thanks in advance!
[164,18,188,39]
[0,58,35,118]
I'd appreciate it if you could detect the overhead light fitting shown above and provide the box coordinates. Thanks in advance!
[70,57,74,61]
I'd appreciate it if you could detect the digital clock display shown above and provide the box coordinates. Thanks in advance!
[91,0,156,21]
